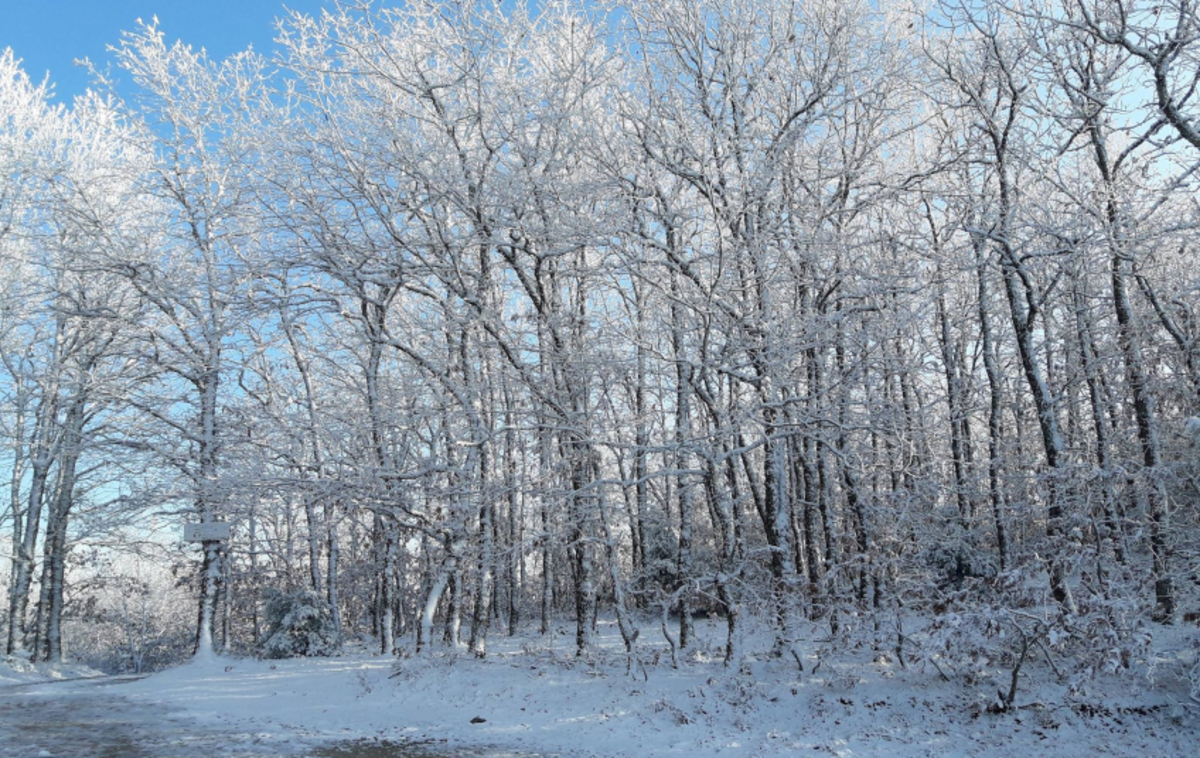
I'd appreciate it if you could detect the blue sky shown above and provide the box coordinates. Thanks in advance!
[0,0,331,103]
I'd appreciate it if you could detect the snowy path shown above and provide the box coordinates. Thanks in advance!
[0,675,301,757]
[0,676,492,758]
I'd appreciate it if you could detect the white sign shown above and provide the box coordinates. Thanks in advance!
[183,522,231,542]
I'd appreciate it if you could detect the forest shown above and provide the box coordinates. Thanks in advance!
[1,0,1199,709]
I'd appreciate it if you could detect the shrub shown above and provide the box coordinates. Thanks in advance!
[257,589,339,659]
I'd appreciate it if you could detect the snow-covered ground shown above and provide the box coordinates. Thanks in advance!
[0,654,103,687]
[113,617,1198,757]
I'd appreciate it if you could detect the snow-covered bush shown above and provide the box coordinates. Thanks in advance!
[63,559,195,673]
[912,563,1162,713]
[923,537,998,586]
[1184,417,1200,447]
[257,589,340,659]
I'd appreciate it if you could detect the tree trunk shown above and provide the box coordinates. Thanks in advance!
[6,395,57,656]
[975,239,1009,572]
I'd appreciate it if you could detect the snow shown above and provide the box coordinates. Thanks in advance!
[116,617,1200,757]
[0,654,103,687]
[1185,417,1200,441]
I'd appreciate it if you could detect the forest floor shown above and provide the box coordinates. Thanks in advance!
[87,616,1200,757]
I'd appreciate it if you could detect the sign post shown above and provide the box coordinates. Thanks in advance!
[185,521,230,660]
[183,522,230,542]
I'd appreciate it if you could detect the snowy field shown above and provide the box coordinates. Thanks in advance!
[77,617,1197,757]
